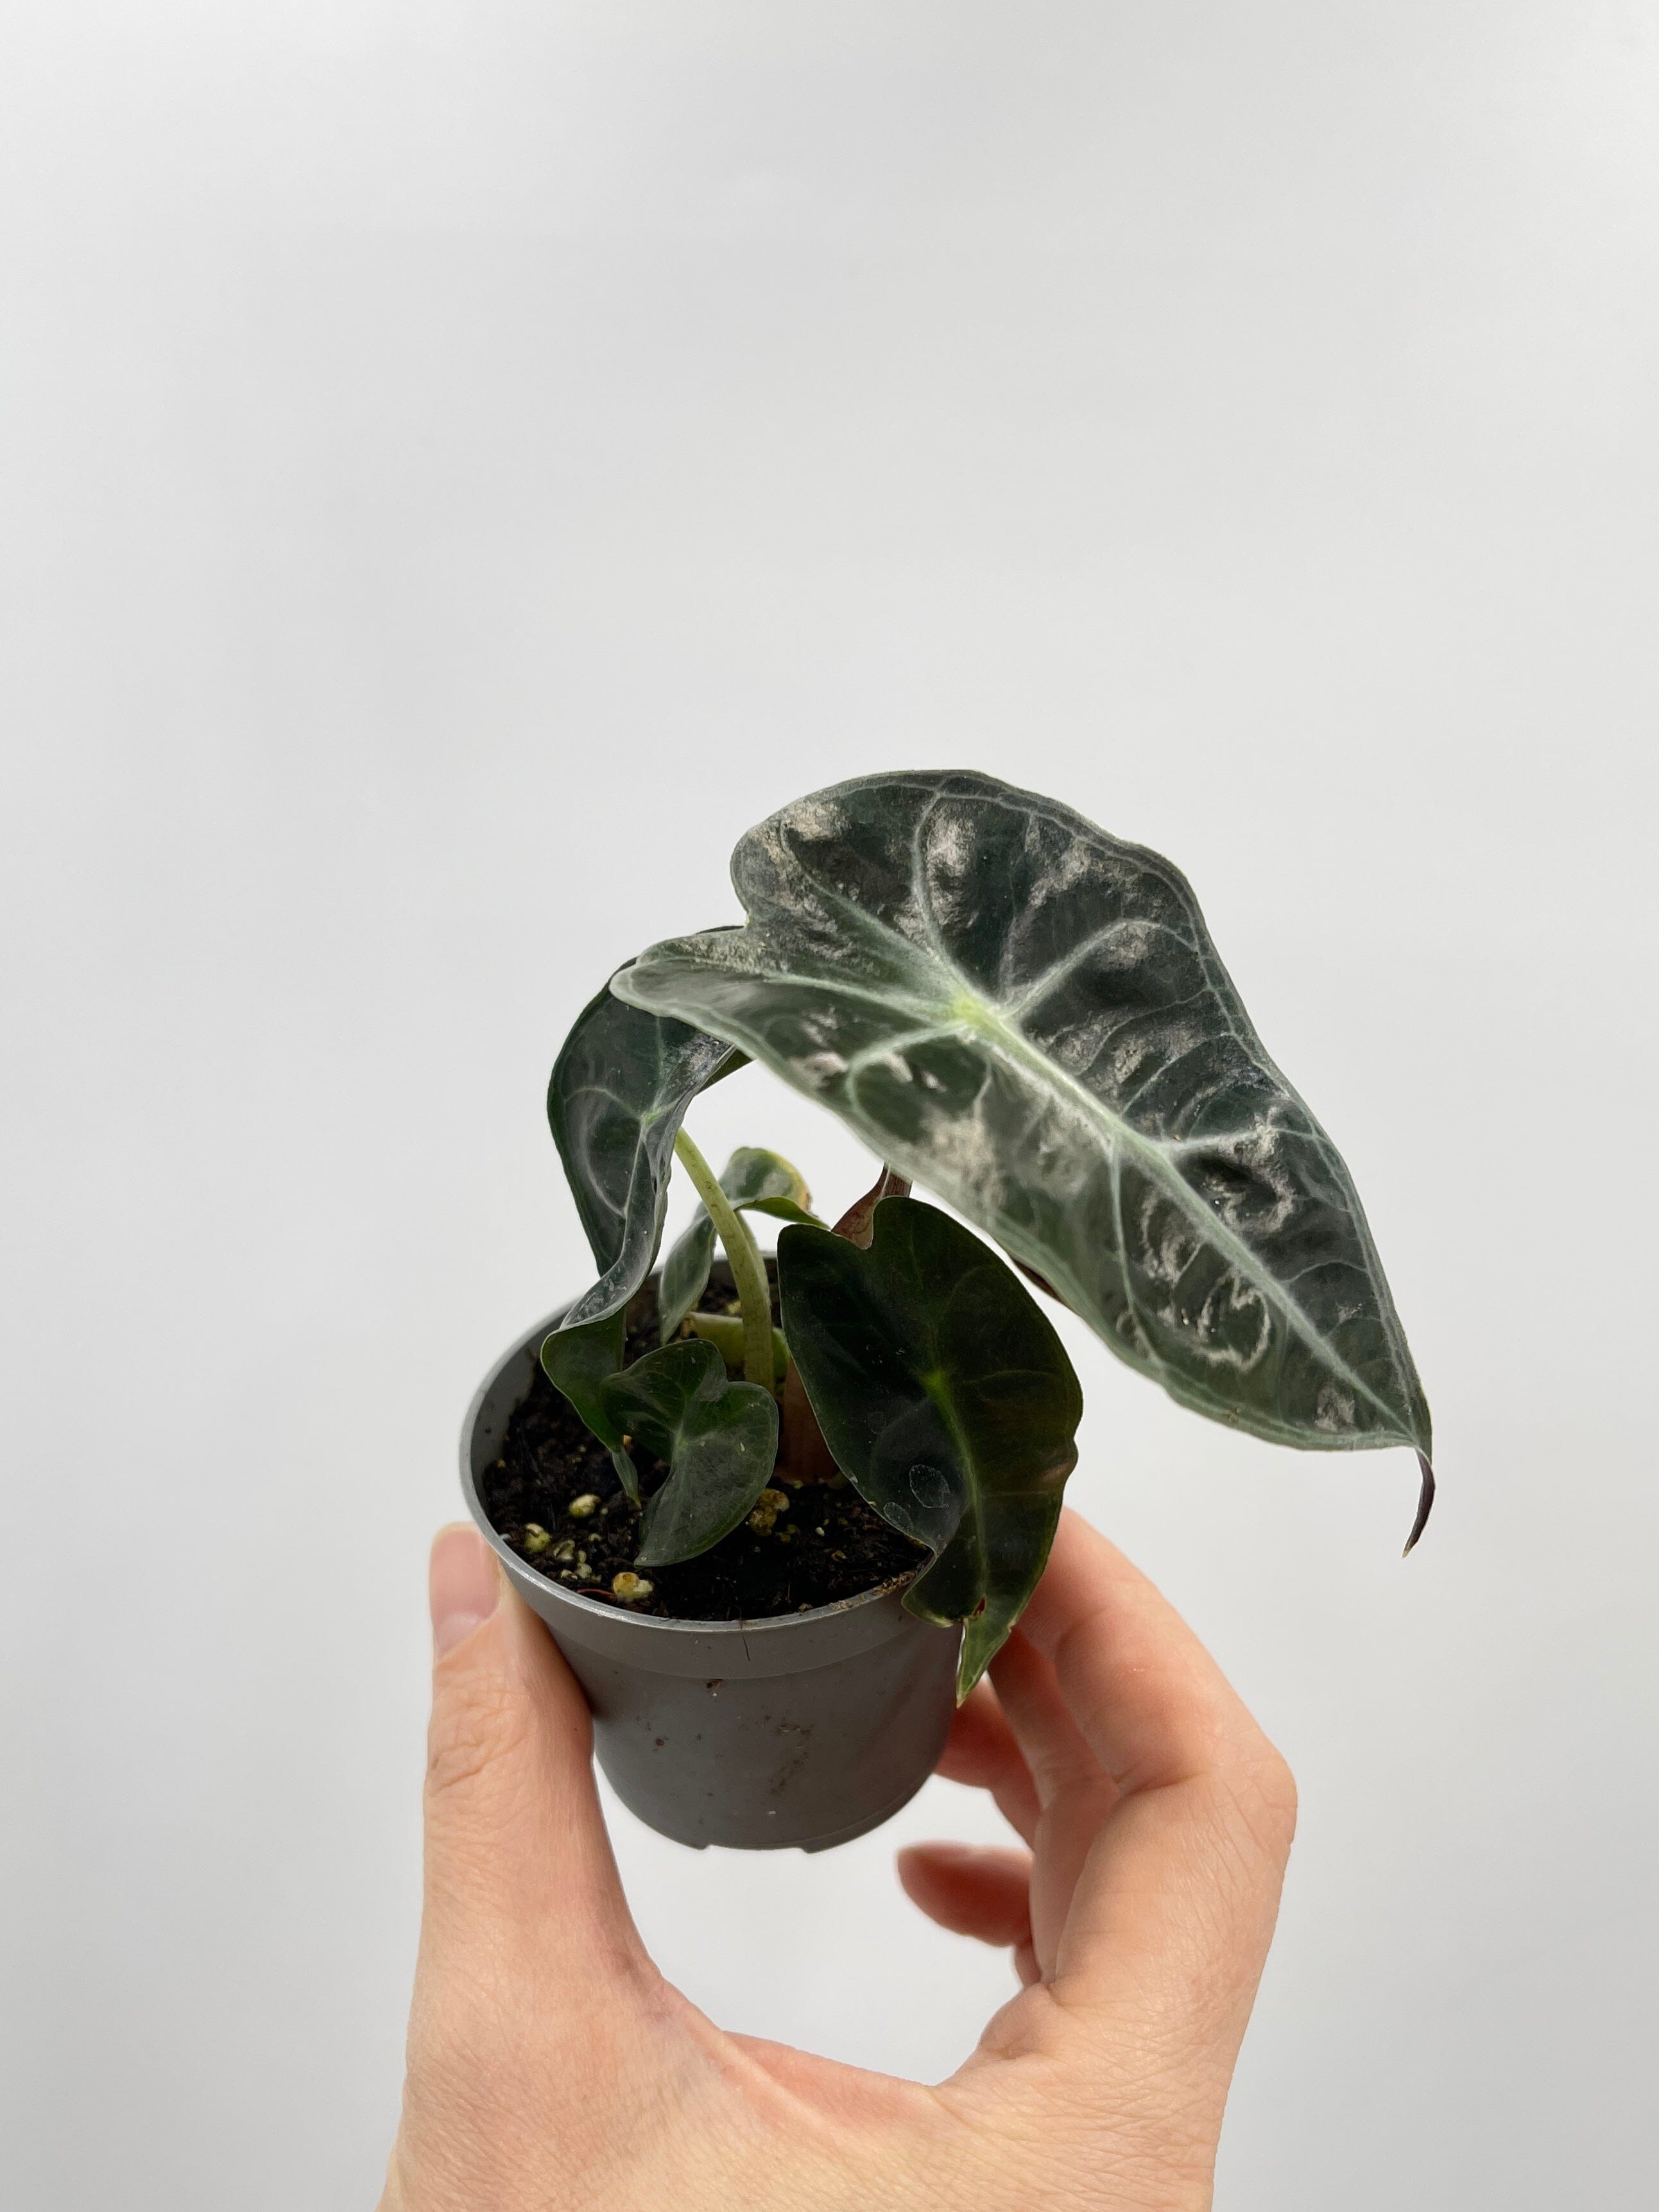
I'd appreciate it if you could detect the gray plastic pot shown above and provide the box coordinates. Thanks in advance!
[460,1308,962,1852]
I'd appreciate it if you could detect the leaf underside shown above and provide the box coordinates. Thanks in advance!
[612,770,1432,1511]
[778,1197,1082,1697]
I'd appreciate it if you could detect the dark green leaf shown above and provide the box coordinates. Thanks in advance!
[831,1164,909,1247]
[778,1197,1081,1697]
[658,1145,818,1342]
[547,975,739,1334]
[596,1341,780,1566]
[537,1314,642,1499]
[540,1310,626,1446]
[613,771,1432,1517]
[542,979,736,1478]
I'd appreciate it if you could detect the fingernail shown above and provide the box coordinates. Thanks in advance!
[430,1524,500,1658]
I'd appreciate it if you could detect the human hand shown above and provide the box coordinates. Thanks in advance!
[380,1510,1295,2211]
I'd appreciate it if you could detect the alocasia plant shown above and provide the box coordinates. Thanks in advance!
[540,771,1432,1696]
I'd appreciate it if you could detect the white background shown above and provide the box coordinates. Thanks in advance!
[3,4,1655,2206]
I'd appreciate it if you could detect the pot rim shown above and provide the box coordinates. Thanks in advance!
[461,1305,921,1645]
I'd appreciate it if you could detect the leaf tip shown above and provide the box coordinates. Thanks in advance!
[1402,1452,1436,1557]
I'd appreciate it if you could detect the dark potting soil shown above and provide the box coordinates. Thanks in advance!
[478,1262,925,1622]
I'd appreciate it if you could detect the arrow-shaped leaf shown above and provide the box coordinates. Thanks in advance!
[658,1145,819,1342]
[612,771,1432,1535]
[540,1310,639,1497]
[541,976,742,1469]
[778,1196,1081,1697]
[596,1340,780,1566]
[547,974,742,1332]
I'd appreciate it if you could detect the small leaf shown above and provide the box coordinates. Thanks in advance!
[613,771,1432,1519]
[658,1145,818,1341]
[778,1197,1083,1697]
[597,1341,781,1567]
[609,1446,641,1505]
[772,1168,909,1481]
[540,1311,626,1448]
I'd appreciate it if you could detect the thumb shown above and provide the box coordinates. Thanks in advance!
[419,1524,640,1983]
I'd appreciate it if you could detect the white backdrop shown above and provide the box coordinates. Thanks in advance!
[3,5,1655,2206]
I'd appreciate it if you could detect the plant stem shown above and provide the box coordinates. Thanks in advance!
[672,1129,776,1394]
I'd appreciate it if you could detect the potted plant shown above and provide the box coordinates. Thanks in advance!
[461,769,1432,1851]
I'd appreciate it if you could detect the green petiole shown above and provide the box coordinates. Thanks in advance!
[672,1129,777,1394]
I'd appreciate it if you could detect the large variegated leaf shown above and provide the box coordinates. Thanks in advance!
[546,975,739,1332]
[612,771,1432,1530]
[778,1197,1081,1697]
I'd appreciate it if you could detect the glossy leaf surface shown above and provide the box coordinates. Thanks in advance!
[547,976,739,1333]
[778,1197,1081,1696]
[658,1146,818,1342]
[538,1315,642,1500]
[615,771,1432,1504]
[542,979,738,1485]
[540,1312,626,1448]
[596,1341,780,1566]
